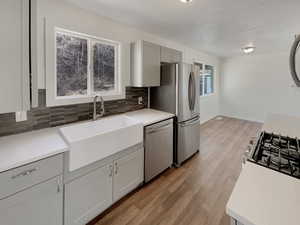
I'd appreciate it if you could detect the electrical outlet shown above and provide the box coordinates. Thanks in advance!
[138,97,144,105]
[15,111,27,122]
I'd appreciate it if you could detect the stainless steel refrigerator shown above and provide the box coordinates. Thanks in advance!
[151,63,200,167]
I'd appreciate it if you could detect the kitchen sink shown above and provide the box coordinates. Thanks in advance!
[59,115,143,171]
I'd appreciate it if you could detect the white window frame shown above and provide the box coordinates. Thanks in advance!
[45,23,127,107]
[194,61,215,98]
[54,28,121,100]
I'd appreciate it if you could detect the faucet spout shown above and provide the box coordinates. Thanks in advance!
[93,96,105,120]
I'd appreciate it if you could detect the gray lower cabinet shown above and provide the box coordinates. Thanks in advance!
[113,148,144,202]
[0,154,64,225]
[65,163,113,225]
[0,176,63,225]
[65,147,144,225]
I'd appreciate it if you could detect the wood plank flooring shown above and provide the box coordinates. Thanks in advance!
[90,117,262,225]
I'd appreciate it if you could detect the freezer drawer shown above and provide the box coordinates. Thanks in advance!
[145,119,173,182]
[176,117,200,166]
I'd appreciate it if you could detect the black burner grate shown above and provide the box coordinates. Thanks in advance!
[249,131,300,179]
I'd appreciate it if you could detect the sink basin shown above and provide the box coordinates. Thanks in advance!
[59,115,143,171]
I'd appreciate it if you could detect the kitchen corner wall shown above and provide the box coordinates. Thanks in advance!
[0,87,147,138]
[220,51,300,122]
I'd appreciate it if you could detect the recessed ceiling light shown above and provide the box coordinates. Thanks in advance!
[242,46,255,54]
[180,0,193,3]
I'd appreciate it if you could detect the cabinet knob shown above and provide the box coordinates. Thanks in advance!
[115,162,119,175]
[109,165,113,177]
[57,177,61,193]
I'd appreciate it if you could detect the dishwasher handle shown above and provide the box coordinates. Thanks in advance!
[146,123,173,134]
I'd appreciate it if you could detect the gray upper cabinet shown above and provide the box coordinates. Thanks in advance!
[160,46,182,63]
[131,40,161,87]
[0,0,30,114]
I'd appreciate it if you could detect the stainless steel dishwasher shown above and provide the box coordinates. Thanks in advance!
[145,118,173,182]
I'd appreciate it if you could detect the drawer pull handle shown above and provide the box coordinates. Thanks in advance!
[11,168,38,179]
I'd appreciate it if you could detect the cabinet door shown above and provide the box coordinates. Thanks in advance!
[113,149,144,202]
[161,46,182,63]
[142,41,161,86]
[0,176,63,225]
[65,164,113,225]
[0,0,30,113]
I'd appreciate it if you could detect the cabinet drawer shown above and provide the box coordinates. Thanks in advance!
[0,154,63,199]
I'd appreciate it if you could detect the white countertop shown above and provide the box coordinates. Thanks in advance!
[0,109,173,173]
[227,163,300,225]
[0,128,68,173]
[227,113,300,225]
[263,113,300,137]
[125,108,174,126]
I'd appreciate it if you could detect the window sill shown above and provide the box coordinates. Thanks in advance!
[46,91,126,107]
[200,93,216,99]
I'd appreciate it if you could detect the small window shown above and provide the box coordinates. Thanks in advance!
[194,63,204,96]
[56,33,88,97]
[194,63,214,97]
[55,29,120,99]
[92,41,117,92]
[203,65,214,95]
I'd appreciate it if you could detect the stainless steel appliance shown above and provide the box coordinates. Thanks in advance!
[290,35,300,87]
[145,119,174,182]
[151,63,200,166]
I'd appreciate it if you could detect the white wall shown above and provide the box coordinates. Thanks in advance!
[34,0,220,120]
[189,50,220,124]
[221,52,300,122]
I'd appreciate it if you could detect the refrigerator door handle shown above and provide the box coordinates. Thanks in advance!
[191,71,196,111]
[188,72,193,111]
[180,117,200,127]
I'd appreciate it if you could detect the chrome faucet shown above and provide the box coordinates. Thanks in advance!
[93,95,105,120]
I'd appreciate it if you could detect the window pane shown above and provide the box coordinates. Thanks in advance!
[200,75,203,96]
[93,42,115,92]
[56,33,88,97]
[194,63,203,96]
[204,75,213,94]
[204,65,214,95]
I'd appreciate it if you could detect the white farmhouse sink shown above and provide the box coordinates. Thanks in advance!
[59,115,143,171]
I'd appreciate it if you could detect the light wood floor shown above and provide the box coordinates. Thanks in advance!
[89,117,262,225]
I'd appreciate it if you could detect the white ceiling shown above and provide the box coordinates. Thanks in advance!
[66,0,300,58]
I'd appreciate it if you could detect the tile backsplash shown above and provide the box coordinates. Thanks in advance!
[0,87,148,137]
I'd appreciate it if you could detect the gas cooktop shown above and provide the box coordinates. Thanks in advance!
[248,131,300,179]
